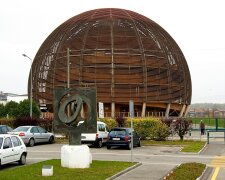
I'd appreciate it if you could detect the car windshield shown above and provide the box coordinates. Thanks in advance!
[0,137,3,147]
[13,126,30,132]
[109,129,126,136]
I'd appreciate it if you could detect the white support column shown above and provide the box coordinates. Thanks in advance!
[111,102,115,118]
[184,105,190,117]
[141,102,146,117]
[165,103,171,118]
[179,104,186,118]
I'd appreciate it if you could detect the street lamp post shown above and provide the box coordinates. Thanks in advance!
[22,54,33,118]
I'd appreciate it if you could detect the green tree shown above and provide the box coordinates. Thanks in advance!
[0,103,6,118]
[16,99,41,118]
[4,101,19,118]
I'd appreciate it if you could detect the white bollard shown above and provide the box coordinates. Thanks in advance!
[42,165,53,176]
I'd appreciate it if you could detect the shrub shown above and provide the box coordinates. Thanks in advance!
[99,117,171,140]
[98,118,117,130]
[13,117,39,127]
[161,118,192,141]
[38,118,53,132]
[115,116,126,127]
[13,117,53,131]
[126,118,161,139]
[151,121,170,141]
[0,118,15,128]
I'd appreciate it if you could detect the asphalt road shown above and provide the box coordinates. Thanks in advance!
[25,143,215,179]
[2,142,225,179]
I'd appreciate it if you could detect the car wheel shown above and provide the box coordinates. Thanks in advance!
[49,136,54,144]
[19,153,26,165]
[97,139,103,148]
[107,145,111,149]
[127,142,131,150]
[29,138,35,147]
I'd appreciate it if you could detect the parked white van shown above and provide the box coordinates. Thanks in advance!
[78,121,109,148]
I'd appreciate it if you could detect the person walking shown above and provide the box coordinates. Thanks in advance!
[200,120,205,135]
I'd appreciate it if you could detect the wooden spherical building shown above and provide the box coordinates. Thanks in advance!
[30,8,192,117]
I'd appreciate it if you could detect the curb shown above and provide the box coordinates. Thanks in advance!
[198,142,208,154]
[196,166,213,180]
[162,164,180,180]
[106,162,142,180]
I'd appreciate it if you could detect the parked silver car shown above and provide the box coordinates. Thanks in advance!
[11,126,55,147]
[0,134,27,167]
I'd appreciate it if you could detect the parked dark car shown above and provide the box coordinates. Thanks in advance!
[0,125,13,134]
[106,127,141,150]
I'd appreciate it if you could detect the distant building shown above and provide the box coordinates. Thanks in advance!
[0,91,27,104]
[188,107,225,118]
[0,91,7,102]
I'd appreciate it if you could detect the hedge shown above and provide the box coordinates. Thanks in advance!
[0,117,53,132]
[99,117,170,140]
[0,118,15,128]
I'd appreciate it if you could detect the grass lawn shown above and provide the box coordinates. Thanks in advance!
[142,140,206,152]
[0,160,135,180]
[165,162,206,180]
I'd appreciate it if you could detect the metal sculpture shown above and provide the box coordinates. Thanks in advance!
[30,8,192,116]
[53,88,97,145]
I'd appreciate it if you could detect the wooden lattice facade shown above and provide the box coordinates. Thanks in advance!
[30,8,192,117]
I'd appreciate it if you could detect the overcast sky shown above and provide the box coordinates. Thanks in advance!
[1,0,225,104]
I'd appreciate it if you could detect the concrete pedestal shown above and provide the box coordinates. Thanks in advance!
[61,145,92,168]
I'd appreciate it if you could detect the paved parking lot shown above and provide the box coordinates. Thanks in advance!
[25,143,214,179]
[2,140,225,179]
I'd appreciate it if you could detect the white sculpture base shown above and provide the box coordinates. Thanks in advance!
[61,145,92,168]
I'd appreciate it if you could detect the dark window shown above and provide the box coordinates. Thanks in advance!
[109,129,126,136]
[11,136,22,147]
[6,126,13,132]
[98,124,105,132]
[0,126,8,133]
[3,137,13,149]
[37,127,46,133]
[31,127,39,133]
[13,126,29,132]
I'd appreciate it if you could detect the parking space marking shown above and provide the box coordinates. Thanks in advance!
[209,156,225,180]
[211,167,220,180]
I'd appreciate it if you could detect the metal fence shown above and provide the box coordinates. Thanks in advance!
[190,118,225,131]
